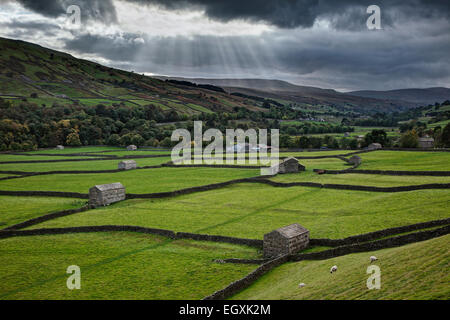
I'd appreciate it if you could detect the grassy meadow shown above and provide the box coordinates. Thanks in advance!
[0,167,260,193]
[233,234,450,300]
[358,151,450,171]
[0,233,258,300]
[0,146,449,300]
[0,157,173,172]
[27,185,450,240]
[0,196,85,228]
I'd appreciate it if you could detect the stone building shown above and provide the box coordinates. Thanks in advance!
[118,160,137,170]
[418,137,435,149]
[348,155,362,166]
[263,164,281,176]
[278,157,305,174]
[56,145,64,150]
[264,224,310,258]
[89,183,126,207]
[368,143,382,150]
[127,145,138,151]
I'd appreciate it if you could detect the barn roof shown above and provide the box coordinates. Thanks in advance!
[119,160,137,164]
[283,157,299,164]
[274,224,309,238]
[92,183,125,192]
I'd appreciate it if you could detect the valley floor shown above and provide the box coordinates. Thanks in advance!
[0,147,448,300]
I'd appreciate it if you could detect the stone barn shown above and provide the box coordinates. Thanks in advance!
[262,164,281,176]
[418,137,435,149]
[89,183,126,208]
[348,155,362,166]
[118,160,137,170]
[278,157,305,174]
[127,145,137,151]
[263,224,310,258]
[368,143,382,150]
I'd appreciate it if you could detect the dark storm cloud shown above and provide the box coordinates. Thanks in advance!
[1,0,449,90]
[123,0,450,29]
[4,0,118,24]
[61,18,450,90]
[64,33,145,62]
[5,0,450,29]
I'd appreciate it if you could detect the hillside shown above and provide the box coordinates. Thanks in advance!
[349,88,450,105]
[158,77,427,113]
[0,37,265,115]
[233,234,450,300]
[1,37,442,116]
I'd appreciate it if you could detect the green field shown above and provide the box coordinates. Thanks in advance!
[359,151,450,171]
[0,196,85,228]
[27,185,449,240]
[233,234,450,300]
[24,147,123,154]
[0,167,260,193]
[0,233,258,300]
[0,147,449,300]
[0,157,172,172]
[0,154,99,162]
[271,171,450,187]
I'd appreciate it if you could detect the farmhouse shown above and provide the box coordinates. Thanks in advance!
[349,155,362,166]
[264,224,310,258]
[368,143,382,150]
[418,137,435,149]
[89,183,126,207]
[278,157,305,174]
[118,160,137,170]
[127,145,138,151]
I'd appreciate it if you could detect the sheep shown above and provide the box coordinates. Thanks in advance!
[370,256,378,263]
[298,283,306,288]
[330,265,338,274]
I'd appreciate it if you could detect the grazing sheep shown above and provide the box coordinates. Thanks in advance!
[330,265,338,273]
[370,256,378,263]
[298,283,306,288]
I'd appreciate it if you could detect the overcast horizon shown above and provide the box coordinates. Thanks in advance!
[0,0,449,92]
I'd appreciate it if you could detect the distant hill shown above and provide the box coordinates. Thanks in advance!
[157,77,435,113]
[348,87,450,106]
[1,36,448,116]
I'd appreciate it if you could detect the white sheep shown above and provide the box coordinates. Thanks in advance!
[330,265,338,273]
[370,256,378,263]
[298,283,306,288]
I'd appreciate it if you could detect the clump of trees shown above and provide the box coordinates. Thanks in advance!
[278,134,358,149]
[399,130,419,148]
[0,99,173,151]
[398,123,450,148]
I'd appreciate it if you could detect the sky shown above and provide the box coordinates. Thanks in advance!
[0,0,449,91]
